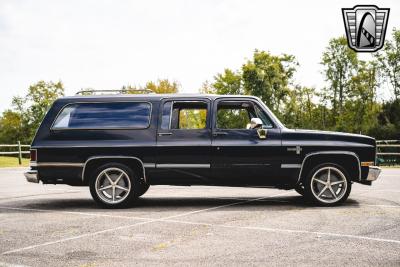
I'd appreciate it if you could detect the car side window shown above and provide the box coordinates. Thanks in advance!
[216,101,273,129]
[161,101,208,130]
[52,102,151,129]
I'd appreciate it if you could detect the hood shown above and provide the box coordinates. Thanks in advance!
[282,128,376,147]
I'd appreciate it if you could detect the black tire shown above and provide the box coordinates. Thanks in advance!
[303,163,352,206]
[137,183,150,197]
[89,163,139,208]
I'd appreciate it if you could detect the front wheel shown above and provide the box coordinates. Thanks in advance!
[303,164,352,206]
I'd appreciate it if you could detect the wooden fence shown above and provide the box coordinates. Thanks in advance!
[0,142,30,165]
[377,140,400,166]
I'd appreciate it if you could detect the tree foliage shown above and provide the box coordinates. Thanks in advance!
[122,79,180,94]
[1,30,400,144]
[0,81,64,144]
[375,28,400,99]
[200,29,400,138]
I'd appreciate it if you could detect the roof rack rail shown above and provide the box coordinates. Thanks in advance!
[75,89,155,95]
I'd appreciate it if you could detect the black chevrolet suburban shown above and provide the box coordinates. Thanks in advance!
[25,93,381,208]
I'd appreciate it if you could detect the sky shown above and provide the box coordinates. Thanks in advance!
[0,0,399,112]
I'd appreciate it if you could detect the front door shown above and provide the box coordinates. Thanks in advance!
[211,98,282,186]
[154,98,212,184]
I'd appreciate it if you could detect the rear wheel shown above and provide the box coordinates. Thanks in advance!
[304,164,352,206]
[89,163,138,208]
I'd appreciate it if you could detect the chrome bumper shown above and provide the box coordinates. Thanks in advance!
[366,166,381,181]
[24,170,39,183]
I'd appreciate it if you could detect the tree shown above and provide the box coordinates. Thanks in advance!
[242,51,298,114]
[375,28,400,100]
[198,81,215,94]
[283,86,320,129]
[212,69,243,95]
[342,61,380,134]
[0,81,64,144]
[0,110,26,144]
[121,79,180,94]
[145,79,179,94]
[321,37,358,118]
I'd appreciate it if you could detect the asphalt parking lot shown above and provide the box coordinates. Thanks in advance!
[0,168,399,266]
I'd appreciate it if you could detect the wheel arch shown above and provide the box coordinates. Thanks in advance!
[82,156,146,184]
[297,151,361,185]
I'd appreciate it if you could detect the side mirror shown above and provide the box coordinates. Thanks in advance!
[250,118,263,129]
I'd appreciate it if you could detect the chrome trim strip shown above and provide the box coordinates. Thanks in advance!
[31,162,84,167]
[281,164,301,168]
[297,151,361,184]
[156,164,210,168]
[82,156,147,182]
[143,163,156,168]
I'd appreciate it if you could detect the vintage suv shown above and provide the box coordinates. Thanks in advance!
[25,93,381,208]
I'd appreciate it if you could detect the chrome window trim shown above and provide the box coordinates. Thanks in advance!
[82,156,148,182]
[213,98,277,130]
[297,151,361,184]
[50,101,153,131]
[159,99,211,131]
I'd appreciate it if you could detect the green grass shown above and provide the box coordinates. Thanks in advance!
[0,156,29,168]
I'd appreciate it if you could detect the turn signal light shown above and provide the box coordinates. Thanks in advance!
[361,161,374,167]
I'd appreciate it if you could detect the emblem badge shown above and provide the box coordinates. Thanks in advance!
[342,5,390,52]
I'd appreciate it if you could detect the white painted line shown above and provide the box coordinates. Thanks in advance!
[0,191,82,201]
[355,189,400,193]
[0,206,150,221]
[1,192,290,255]
[353,204,400,208]
[160,219,400,245]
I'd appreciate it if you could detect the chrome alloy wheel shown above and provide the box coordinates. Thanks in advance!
[95,167,131,204]
[310,166,347,204]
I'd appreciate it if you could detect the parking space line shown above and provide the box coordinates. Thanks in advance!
[355,189,400,193]
[0,206,150,221]
[1,192,290,255]
[159,219,400,245]
[0,191,82,201]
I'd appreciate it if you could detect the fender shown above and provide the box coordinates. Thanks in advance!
[82,156,150,183]
[297,151,361,184]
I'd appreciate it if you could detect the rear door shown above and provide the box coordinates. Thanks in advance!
[154,98,212,184]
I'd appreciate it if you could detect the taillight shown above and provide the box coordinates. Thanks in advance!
[30,149,37,162]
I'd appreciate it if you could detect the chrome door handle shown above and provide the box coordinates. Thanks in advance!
[213,131,228,136]
[158,132,173,136]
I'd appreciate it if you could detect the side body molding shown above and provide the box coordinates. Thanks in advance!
[297,151,361,184]
[82,156,147,182]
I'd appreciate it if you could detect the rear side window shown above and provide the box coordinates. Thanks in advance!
[160,101,208,130]
[52,102,151,129]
